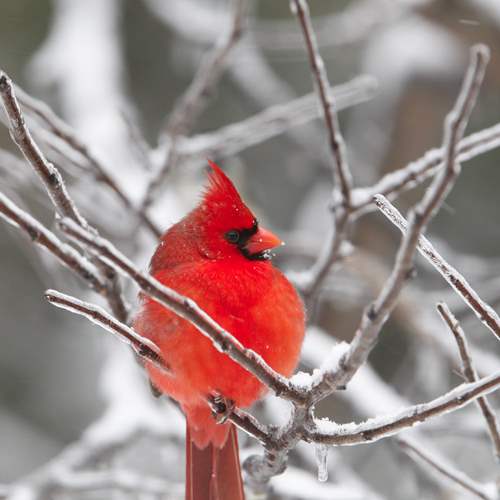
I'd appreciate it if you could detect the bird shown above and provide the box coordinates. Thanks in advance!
[133,161,305,500]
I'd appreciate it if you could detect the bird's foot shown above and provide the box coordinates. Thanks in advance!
[208,393,235,424]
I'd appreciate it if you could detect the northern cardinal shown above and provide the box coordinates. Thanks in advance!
[133,161,305,500]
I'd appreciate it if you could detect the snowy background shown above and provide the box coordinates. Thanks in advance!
[1,1,500,499]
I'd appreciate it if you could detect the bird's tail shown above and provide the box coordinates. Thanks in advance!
[186,422,245,500]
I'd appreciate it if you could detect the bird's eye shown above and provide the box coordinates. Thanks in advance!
[225,230,240,244]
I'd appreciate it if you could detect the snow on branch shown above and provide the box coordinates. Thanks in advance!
[307,44,489,402]
[436,302,500,461]
[374,194,500,341]
[55,216,305,403]
[0,192,106,293]
[45,289,169,375]
[13,83,161,237]
[0,72,86,228]
[349,122,500,214]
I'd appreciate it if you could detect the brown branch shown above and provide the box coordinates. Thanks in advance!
[291,0,352,204]
[0,70,128,322]
[0,72,86,227]
[375,194,500,342]
[306,370,500,446]
[13,84,162,237]
[56,217,306,404]
[397,438,493,500]
[308,44,489,401]
[348,122,500,214]
[0,191,106,293]
[290,0,354,299]
[45,290,169,374]
[437,302,500,461]
[140,0,247,213]
[177,75,376,161]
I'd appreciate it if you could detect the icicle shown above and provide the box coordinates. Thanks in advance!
[315,444,329,482]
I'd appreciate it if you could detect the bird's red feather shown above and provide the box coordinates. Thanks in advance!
[133,162,305,499]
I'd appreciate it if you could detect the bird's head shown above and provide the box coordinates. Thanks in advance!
[191,160,282,262]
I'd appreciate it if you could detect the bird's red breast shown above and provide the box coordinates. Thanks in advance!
[133,162,305,448]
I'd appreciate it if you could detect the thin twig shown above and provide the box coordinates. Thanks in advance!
[140,0,247,213]
[0,72,86,227]
[0,192,106,293]
[397,438,493,500]
[306,370,500,446]
[290,0,354,300]
[291,0,352,203]
[437,302,500,461]
[310,44,489,401]
[45,289,169,374]
[0,70,129,322]
[14,84,161,237]
[57,217,306,403]
[348,122,500,214]
[177,75,376,161]
[375,195,500,342]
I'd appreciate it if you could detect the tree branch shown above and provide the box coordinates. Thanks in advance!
[56,217,306,403]
[0,69,128,322]
[140,0,247,213]
[45,289,169,374]
[397,437,494,500]
[291,0,353,204]
[437,302,500,461]
[309,44,489,401]
[0,191,106,293]
[375,194,500,342]
[0,72,86,227]
[12,83,162,237]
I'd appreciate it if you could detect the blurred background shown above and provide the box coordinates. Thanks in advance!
[1,0,500,498]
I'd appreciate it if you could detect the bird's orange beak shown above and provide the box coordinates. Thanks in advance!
[244,226,282,255]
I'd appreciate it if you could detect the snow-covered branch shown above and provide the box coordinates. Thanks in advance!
[437,302,500,461]
[374,194,500,341]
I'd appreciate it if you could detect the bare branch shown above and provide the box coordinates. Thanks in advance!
[288,0,357,299]
[309,44,489,400]
[0,71,86,227]
[375,194,500,342]
[13,83,162,237]
[177,75,377,161]
[57,217,306,403]
[45,289,169,374]
[397,438,494,500]
[349,122,500,214]
[0,191,106,293]
[141,0,247,212]
[291,0,352,204]
[437,302,500,461]
[0,69,129,322]
[307,370,500,446]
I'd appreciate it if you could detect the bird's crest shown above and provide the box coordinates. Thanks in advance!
[203,160,244,208]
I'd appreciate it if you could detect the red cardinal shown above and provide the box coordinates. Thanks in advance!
[133,161,305,500]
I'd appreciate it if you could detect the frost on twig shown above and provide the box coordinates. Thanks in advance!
[437,302,500,461]
[45,289,169,374]
[397,438,496,500]
[374,194,500,341]
[2,2,500,498]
